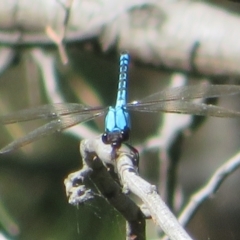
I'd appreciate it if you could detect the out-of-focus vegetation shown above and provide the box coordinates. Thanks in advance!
[1,1,240,239]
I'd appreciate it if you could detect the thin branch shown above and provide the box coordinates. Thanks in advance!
[116,153,192,240]
[65,136,146,240]
[45,26,68,64]
[29,48,99,139]
[178,150,240,227]
[45,0,74,64]
[75,136,193,240]
[136,74,194,211]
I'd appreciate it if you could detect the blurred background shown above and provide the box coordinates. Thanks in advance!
[0,0,240,239]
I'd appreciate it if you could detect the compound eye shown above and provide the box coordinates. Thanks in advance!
[121,129,130,141]
[102,133,109,144]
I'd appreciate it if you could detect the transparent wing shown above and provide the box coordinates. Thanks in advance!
[128,84,240,104]
[127,100,240,117]
[0,110,106,154]
[0,103,104,124]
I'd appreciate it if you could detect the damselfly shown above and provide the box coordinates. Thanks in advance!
[1,53,240,153]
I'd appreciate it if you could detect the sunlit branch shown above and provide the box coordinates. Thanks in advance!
[178,151,240,227]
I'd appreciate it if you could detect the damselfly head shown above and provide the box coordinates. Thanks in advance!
[102,127,130,148]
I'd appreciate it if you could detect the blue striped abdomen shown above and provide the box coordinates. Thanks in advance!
[115,53,129,107]
[102,53,131,148]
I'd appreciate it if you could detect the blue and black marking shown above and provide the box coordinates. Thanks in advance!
[102,53,131,148]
